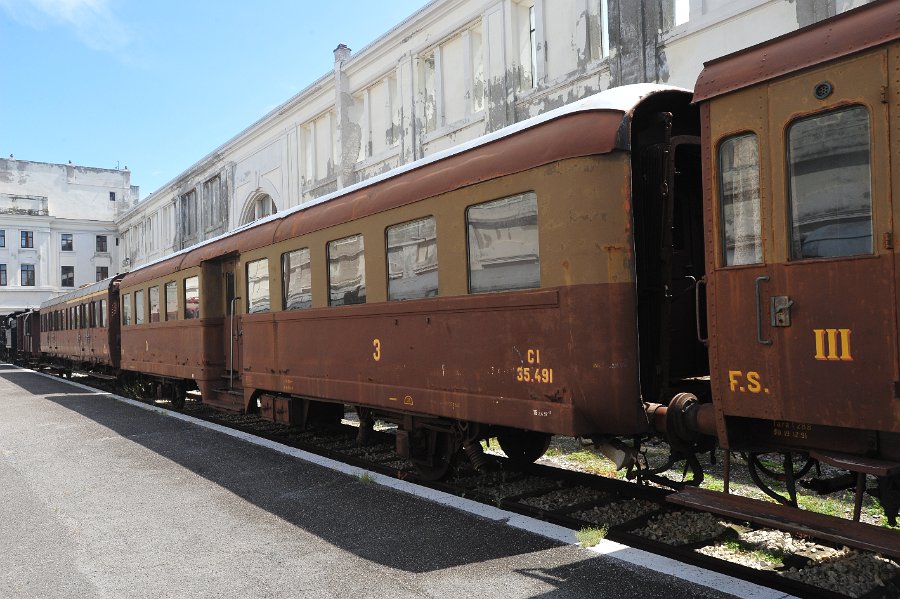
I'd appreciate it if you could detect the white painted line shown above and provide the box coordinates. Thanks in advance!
[26,366,794,599]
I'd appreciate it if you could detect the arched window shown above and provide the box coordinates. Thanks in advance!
[241,194,277,225]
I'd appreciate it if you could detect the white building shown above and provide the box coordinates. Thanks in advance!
[115,0,873,268]
[0,158,139,314]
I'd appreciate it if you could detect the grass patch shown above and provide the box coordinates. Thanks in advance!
[721,539,785,566]
[576,526,608,547]
[358,472,376,484]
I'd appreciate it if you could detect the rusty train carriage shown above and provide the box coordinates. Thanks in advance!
[39,276,122,374]
[694,1,900,469]
[115,85,706,471]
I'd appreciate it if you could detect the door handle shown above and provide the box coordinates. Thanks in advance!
[755,276,773,346]
[695,276,708,346]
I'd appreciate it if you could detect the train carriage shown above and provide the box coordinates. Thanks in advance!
[693,0,900,483]
[40,276,122,376]
[117,84,706,475]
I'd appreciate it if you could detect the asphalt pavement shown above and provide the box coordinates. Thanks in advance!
[0,364,792,598]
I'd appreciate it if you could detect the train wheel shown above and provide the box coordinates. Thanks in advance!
[171,382,186,411]
[412,430,455,481]
[497,430,552,466]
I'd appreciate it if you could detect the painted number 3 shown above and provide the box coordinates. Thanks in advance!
[373,339,381,361]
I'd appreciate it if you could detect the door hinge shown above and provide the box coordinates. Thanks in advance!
[883,232,893,250]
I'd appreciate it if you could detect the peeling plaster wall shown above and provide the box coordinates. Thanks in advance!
[115,0,879,271]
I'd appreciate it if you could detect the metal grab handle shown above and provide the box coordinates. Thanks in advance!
[229,296,241,389]
[755,276,773,346]
[694,276,708,346]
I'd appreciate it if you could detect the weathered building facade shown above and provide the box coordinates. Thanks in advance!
[0,158,137,314]
[117,0,873,269]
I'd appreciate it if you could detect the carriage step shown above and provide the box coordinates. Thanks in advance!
[668,486,900,560]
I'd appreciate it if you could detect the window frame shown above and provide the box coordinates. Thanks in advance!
[785,104,874,262]
[465,192,540,294]
[149,286,160,323]
[61,265,75,287]
[327,233,367,307]
[21,264,35,286]
[717,131,763,268]
[165,281,178,321]
[246,258,271,314]
[21,230,33,249]
[385,216,439,301]
[281,248,312,311]
[183,276,200,319]
[61,233,74,252]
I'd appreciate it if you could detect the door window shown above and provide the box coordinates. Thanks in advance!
[787,106,872,260]
[718,133,762,266]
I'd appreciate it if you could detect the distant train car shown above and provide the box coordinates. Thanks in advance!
[118,84,704,476]
[40,276,123,377]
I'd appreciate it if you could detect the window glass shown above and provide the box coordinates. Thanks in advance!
[282,248,312,310]
[328,234,366,306]
[122,293,132,325]
[21,264,35,286]
[165,282,177,320]
[246,258,270,313]
[135,290,145,325]
[386,217,438,300]
[149,286,160,323]
[719,133,762,266]
[61,233,73,251]
[466,192,539,293]
[61,266,74,287]
[788,106,872,260]
[101,299,107,328]
[96,235,108,253]
[184,276,200,319]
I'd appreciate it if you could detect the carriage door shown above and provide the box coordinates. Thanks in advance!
[711,50,896,445]
[767,52,896,434]
[223,258,242,387]
[634,111,707,405]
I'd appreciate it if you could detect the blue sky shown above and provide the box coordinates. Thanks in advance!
[0,0,430,198]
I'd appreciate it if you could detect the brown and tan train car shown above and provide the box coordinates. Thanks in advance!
[693,0,900,492]
[115,83,708,475]
[40,276,122,374]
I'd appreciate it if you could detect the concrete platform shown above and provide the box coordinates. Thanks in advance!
[0,364,791,598]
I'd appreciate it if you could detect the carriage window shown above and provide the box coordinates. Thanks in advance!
[149,286,160,323]
[788,106,872,260]
[386,217,438,301]
[282,248,311,310]
[719,134,762,266]
[122,293,132,325]
[466,192,540,293]
[165,282,177,320]
[89,302,96,327]
[135,290,145,325]
[247,258,270,314]
[328,234,366,306]
[184,276,200,319]
[100,299,107,328]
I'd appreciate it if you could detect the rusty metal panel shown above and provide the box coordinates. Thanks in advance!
[694,0,900,103]
[121,318,224,383]
[241,284,647,437]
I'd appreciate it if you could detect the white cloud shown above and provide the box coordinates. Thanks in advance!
[0,0,131,52]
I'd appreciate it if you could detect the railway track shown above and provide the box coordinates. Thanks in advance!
[105,392,896,599]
